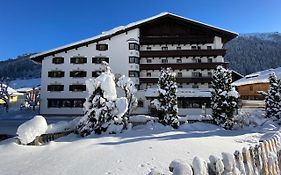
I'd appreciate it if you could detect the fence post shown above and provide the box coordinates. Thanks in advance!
[242,147,254,175]
[254,144,262,173]
[249,146,258,174]
[260,142,269,175]
[234,150,246,174]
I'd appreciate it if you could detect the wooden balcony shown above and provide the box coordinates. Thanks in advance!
[139,62,228,70]
[139,36,214,45]
[140,49,226,57]
[139,77,213,83]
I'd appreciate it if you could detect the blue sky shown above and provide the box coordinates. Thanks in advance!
[0,0,280,60]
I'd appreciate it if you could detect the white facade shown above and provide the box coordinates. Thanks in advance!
[39,29,140,115]
[31,12,237,116]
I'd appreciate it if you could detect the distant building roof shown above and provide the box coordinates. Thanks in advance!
[232,67,281,86]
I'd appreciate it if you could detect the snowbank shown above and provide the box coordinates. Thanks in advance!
[16,116,48,144]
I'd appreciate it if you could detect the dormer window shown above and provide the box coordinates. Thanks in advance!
[70,56,87,64]
[52,57,64,64]
[96,44,108,51]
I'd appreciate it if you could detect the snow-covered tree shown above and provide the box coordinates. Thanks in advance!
[211,66,239,130]
[152,68,179,128]
[77,62,128,136]
[265,73,281,119]
[0,77,10,112]
[117,75,138,122]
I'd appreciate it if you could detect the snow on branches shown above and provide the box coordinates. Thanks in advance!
[77,62,129,136]
[152,67,179,128]
[211,66,239,130]
[265,73,281,121]
[0,77,10,112]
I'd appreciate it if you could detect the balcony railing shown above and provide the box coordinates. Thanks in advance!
[139,77,213,83]
[139,62,228,70]
[140,49,226,57]
[139,36,214,45]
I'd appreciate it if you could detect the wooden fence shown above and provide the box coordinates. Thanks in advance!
[169,132,281,175]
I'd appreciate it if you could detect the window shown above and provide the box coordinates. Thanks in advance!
[129,43,139,51]
[48,98,85,108]
[92,57,109,64]
[176,58,182,63]
[162,59,168,63]
[48,71,64,78]
[137,100,144,107]
[52,57,64,64]
[250,86,253,91]
[128,71,139,77]
[70,71,87,78]
[92,71,102,77]
[47,85,64,91]
[197,46,201,50]
[191,45,197,50]
[147,72,152,77]
[70,56,87,64]
[96,44,108,51]
[69,85,86,92]
[192,84,199,88]
[177,72,183,78]
[147,59,152,63]
[192,58,201,63]
[129,57,140,64]
[146,47,152,50]
[192,72,202,78]
[161,46,168,50]
[176,46,181,50]
[207,72,212,77]
[207,58,213,63]
[207,46,212,50]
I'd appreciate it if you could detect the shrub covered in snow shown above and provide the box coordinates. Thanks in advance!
[117,75,138,119]
[16,115,48,144]
[265,73,281,122]
[211,66,239,130]
[152,67,179,128]
[169,159,193,175]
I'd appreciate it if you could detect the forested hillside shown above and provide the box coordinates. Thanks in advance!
[225,32,281,75]
[0,53,41,80]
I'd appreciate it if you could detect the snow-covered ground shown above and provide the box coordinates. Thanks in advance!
[0,115,278,175]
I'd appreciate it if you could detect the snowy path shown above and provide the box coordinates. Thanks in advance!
[0,122,266,175]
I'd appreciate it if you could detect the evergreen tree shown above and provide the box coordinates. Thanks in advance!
[77,62,128,136]
[0,77,10,112]
[152,68,179,128]
[211,66,239,130]
[265,73,281,120]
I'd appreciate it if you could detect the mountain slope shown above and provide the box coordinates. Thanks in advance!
[0,53,41,80]
[225,32,281,75]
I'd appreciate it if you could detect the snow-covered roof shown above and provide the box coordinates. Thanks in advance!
[31,12,238,62]
[232,67,281,86]
[145,88,211,98]
[1,84,24,96]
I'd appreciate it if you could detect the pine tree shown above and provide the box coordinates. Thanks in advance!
[211,66,239,130]
[152,68,179,128]
[265,73,281,120]
[0,77,10,112]
[77,62,128,136]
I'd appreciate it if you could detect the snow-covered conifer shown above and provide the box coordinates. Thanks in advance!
[265,73,281,120]
[117,75,138,125]
[77,62,128,136]
[0,77,10,112]
[211,66,239,130]
[152,68,179,128]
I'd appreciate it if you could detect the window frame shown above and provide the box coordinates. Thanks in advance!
[52,57,64,64]
[48,71,65,78]
[70,70,87,78]
[92,57,109,64]
[96,44,108,51]
[70,56,87,64]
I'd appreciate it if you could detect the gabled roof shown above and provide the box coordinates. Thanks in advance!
[31,12,238,63]
[232,67,281,86]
